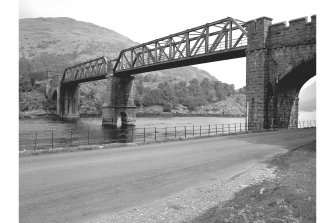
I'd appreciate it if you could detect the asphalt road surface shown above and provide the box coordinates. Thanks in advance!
[20,128,316,223]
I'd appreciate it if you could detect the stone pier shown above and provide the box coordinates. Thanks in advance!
[102,74,137,126]
[57,83,80,118]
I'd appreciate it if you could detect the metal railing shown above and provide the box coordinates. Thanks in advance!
[114,17,247,75]
[19,120,316,151]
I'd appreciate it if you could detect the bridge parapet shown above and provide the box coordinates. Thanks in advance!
[267,15,316,49]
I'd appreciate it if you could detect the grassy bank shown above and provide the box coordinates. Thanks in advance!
[190,140,316,223]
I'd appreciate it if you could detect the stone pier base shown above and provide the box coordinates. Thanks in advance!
[102,106,137,126]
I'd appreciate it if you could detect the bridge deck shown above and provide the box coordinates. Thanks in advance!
[114,46,246,76]
[114,17,247,76]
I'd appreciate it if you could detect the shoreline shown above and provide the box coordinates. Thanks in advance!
[19,112,246,120]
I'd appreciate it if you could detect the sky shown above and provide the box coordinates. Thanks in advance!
[19,0,318,89]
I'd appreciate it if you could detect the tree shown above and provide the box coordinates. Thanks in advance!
[157,81,177,106]
[19,57,33,75]
[200,78,216,102]
[136,78,144,95]
[142,88,162,106]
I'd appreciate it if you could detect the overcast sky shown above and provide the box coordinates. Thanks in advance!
[19,0,317,88]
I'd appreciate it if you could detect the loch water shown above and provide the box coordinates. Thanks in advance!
[19,112,315,150]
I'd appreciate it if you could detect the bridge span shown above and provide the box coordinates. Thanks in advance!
[51,15,316,128]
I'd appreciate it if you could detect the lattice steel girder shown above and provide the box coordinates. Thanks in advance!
[61,56,116,84]
[114,17,247,74]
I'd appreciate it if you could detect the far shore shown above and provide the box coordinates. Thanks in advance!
[19,111,246,120]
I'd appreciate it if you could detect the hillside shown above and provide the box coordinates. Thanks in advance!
[19,17,218,83]
[19,17,241,117]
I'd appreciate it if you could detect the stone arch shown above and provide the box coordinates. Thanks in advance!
[267,55,316,128]
[277,54,316,90]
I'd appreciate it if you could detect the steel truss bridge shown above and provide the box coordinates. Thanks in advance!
[61,17,247,84]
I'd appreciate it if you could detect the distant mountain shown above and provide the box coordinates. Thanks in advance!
[299,82,316,112]
[19,17,218,83]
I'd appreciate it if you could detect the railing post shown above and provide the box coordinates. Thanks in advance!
[70,132,73,147]
[185,126,187,139]
[87,130,90,145]
[175,126,177,139]
[222,124,224,135]
[208,125,210,136]
[234,123,236,134]
[193,125,194,138]
[215,124,217,135]
[34,133,37,151]
[228,124,230,134]
[165,127,167,139]
[200,125,202,137]
[132,128,134,142]
[155,127,157,141]
[240,123,242,133]
[103,131,105,144]
[303,121,305,128]
[144,128,146,142]
[51,131,54,149]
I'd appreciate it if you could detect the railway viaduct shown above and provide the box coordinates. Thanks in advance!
[48,15,316,129]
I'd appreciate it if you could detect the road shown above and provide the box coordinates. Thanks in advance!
[19,128,316,223]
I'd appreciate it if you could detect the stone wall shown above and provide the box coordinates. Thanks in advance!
[245,15,316,128]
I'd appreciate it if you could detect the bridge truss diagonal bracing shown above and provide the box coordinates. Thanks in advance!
[62,56,116,84]
[113,17,247,75]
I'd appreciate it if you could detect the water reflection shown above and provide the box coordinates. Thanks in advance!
[101,125,135,143]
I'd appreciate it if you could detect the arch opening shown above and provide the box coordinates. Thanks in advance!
[267,56,316,128]
[298,76,316,122]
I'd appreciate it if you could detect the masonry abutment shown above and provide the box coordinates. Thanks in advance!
[245,15,316,129]
[245,17,273,129]
[102,74,137,126]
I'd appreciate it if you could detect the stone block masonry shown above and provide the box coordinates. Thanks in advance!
[245,15,316,129]
[102,74,137,126]
[57,83,80,118]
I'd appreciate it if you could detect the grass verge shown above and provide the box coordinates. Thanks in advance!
[190,140,316,223]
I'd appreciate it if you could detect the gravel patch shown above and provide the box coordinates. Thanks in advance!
[87,163,276,223]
